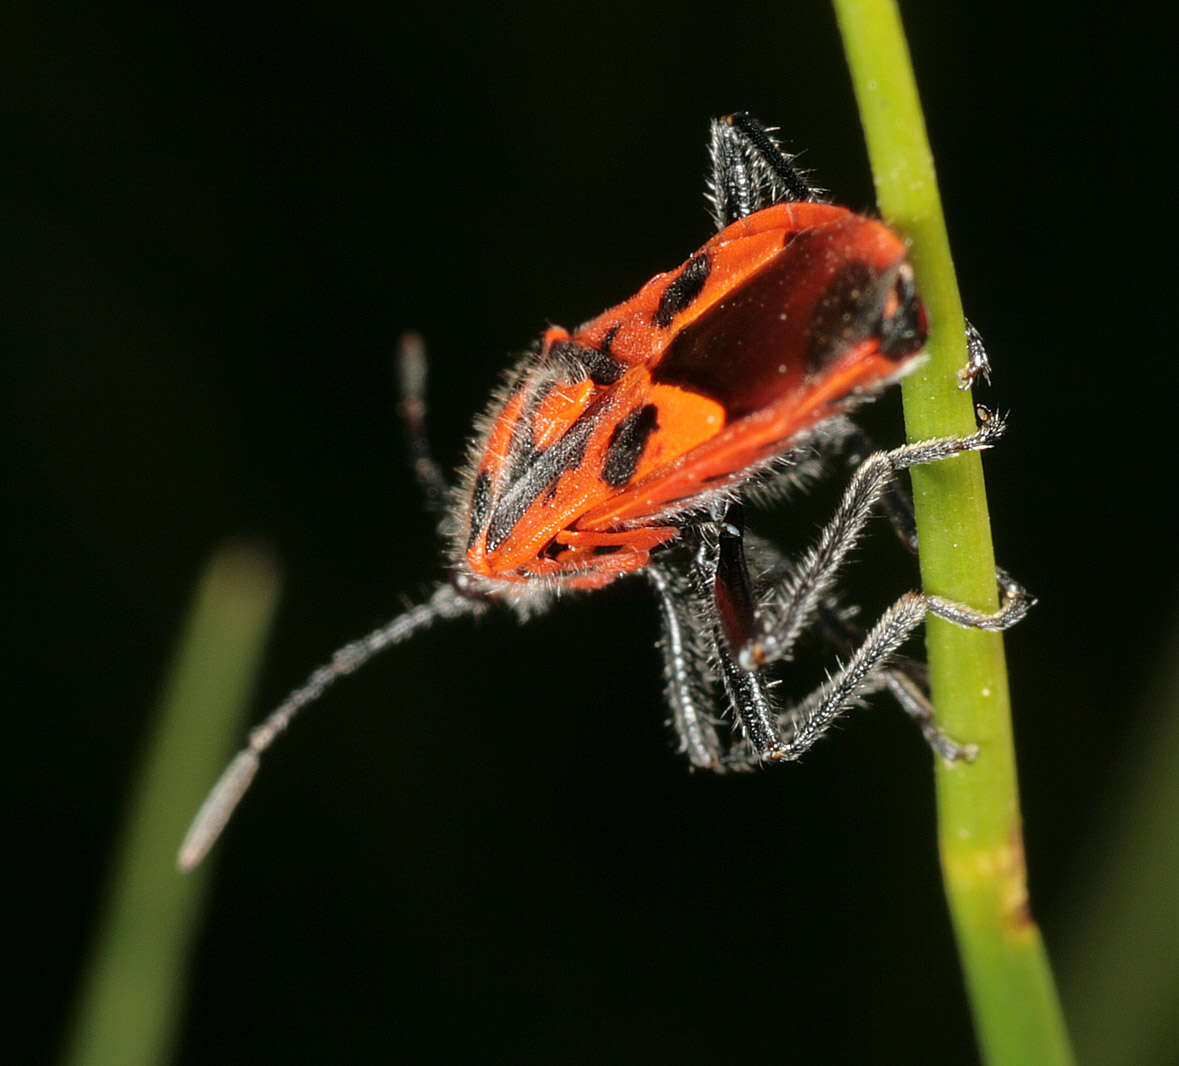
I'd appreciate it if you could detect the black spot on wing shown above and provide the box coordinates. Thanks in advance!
[484,418,595,553]
[602,404,659,487]
[804,261,877,377]
[467,470,492,549]
[651,250,803,419]
[547,338,626,386]
[654,254,711,328]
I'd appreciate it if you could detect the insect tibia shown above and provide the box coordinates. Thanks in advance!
[176,582,480,871]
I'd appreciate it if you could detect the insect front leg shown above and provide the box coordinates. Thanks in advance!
[834,325,1001,556]
[832,424,920,556]
[834,412,1032,623]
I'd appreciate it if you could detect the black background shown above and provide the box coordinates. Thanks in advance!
[10,2,1177,1063]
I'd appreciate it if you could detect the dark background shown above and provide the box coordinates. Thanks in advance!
[10,2,1176,1063]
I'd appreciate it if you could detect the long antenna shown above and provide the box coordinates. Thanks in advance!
[178,582,479,870]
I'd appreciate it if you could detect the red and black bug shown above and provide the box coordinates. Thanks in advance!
[180,113,1030,868]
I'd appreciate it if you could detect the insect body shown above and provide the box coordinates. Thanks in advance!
[180,114,1030,869]
[463,200,924,590]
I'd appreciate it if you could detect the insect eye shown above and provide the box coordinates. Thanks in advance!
[878,264,927,360]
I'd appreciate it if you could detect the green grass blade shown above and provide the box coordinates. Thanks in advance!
[63,543,280,1066]
[1060,610,1179,1066]
[830,1,1075,1062]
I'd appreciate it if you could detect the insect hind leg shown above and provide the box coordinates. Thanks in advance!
[706,112,824,230]
[740,525,979,761]
[813,598,977,762]
[698,412,1033,765]
[765,570,1032,764]
[743,411,1031,671]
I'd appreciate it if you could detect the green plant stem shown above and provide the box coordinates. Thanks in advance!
[831,2,1074,1063]
[63,543,280,1066]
